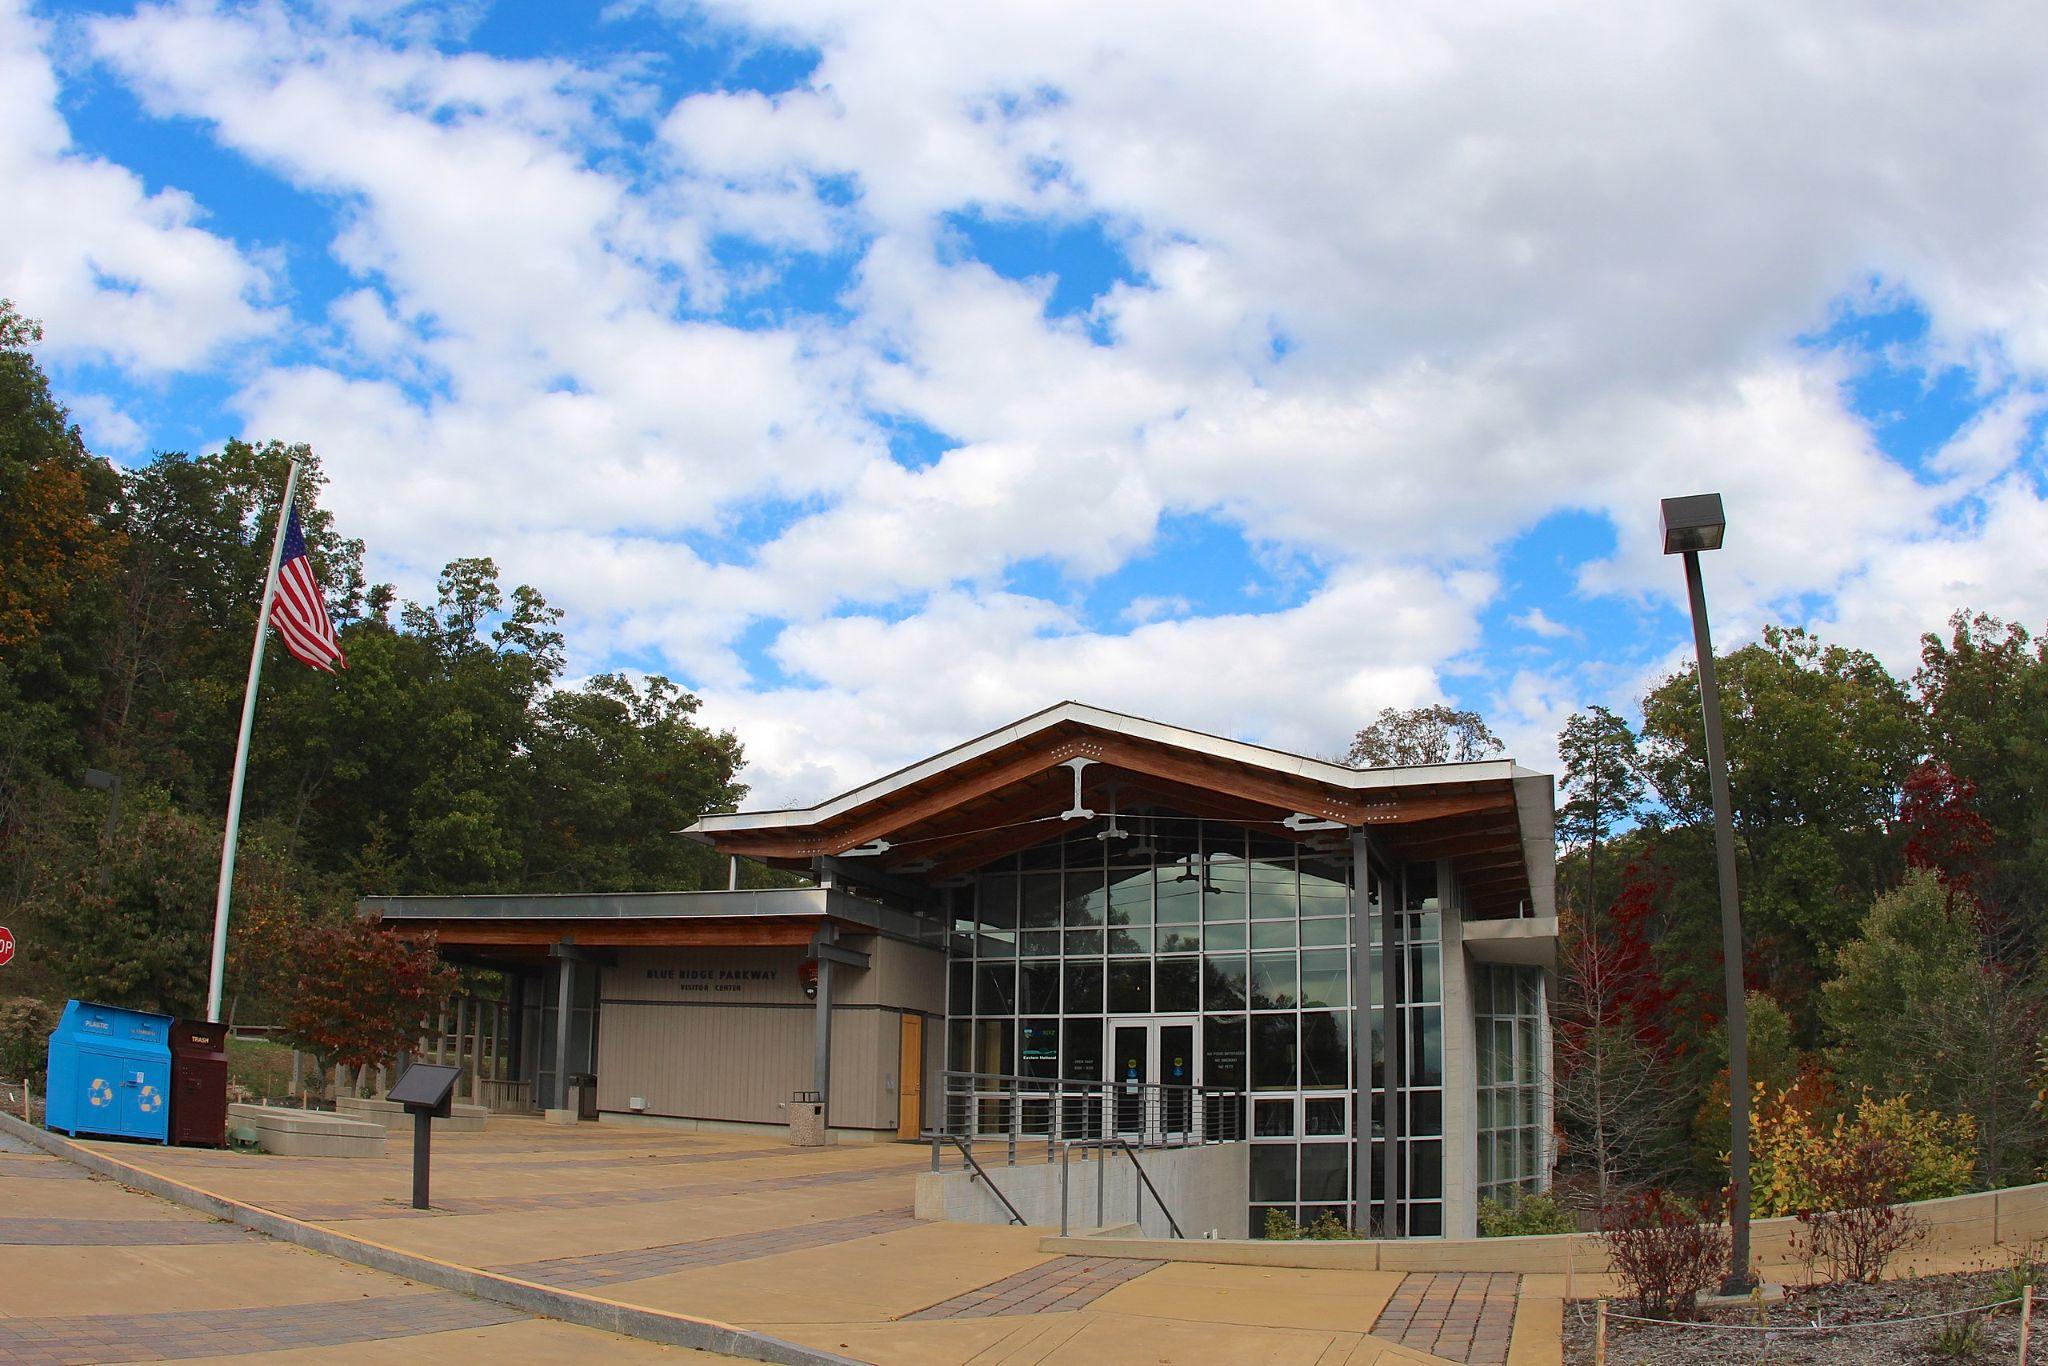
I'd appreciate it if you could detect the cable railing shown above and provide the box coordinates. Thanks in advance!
[928,1070,1243,1170]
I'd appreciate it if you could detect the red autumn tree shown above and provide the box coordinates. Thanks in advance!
[281,920,456,1071]
[1899,760,1996,923]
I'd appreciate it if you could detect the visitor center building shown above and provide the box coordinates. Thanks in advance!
[365,702,1558,1240]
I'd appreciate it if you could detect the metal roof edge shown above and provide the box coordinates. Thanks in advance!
[685,701,1543,835]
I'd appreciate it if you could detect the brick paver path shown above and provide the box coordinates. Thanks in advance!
[493,1209,919,1288]
[1370,1271,1519,1365]
[0,1292,521,1363]
[904,1256,1163,1319]
[0,1218,248,1246]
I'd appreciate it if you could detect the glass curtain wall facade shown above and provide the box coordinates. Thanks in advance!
[943,808,1445,1236]
[1474,963,1546,1205]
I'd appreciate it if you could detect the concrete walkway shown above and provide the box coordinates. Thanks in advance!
[0,1143,712,1363]
[22,1117,1549,1364]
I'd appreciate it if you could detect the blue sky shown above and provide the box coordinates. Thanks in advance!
[6,0,2047,801]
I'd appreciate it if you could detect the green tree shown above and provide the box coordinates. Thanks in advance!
[1915,612,2048,946]
[1345,704,1503,767]
[1822,868,2045,1187]
[1557,705,1644,917]
[1638,626,1916,1017]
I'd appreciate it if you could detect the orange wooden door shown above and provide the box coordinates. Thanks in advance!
[897,1013,925,1139]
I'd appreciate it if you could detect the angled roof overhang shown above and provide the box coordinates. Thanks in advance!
[686,702,1555,920]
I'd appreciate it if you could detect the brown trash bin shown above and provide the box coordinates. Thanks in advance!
[170,1020,229,1147]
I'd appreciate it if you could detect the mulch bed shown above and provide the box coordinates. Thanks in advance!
[1564,1267,2046,1364]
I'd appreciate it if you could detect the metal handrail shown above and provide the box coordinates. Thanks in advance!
[1058,1138,1185,1238]
[928,1070,1243,1171]
[940,1135,1027,1226]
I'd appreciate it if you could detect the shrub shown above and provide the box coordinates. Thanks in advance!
[1479,1191,1576,1237]
[1599,1187,1731,1320]
[0,997,57,1085]
[1785,1125,1926,1284]
[1752,1087,1974,1218]
[1261,1208,1363,1240]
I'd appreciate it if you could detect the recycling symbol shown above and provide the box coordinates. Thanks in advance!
[88,1078,115,1107]
[137,1084,162,1113]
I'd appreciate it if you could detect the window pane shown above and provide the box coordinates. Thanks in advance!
[1108,867,1153,925]
[1300,1011,1348,1089]
[1251,920,1298,950]
[1203,859,1248,921]
[1157,924,1202,953]
[1251,1145,1298,1201]
[1066,928,1103,955]
[1108,927,1152,956]
[1304,1097,1347,1137]
[1252,1015,1297,1090]
[1250,857,1296,920]
[1411,1011,1443,1086]
[1204,921,1247,951]
[1409,945,1441,1003]
[1204,955,1248,1011]
[1204,1016,1247,1091]
[1019,929,1061,956]
[1155,871,1201,924]
[977,963,1016,1015]
[1108,960,1151,1013]
[1156,958,1199,1012]
[1301,918,1348,947]
[1020,1019,1060,1077]
[1254,1099,1295,1137]
[1410,1088,1443,1137]
[1300,949,1349,1008]
[1301,1144,1348,1201]
[1409,1138,1443,1199]
[1065,1019,1103,1081]
[949,960,972,1013]
[979,874,1018,929]
[1020,960,1060,1014]
[1300,858,1350,917]
[1062,868,1105,927]
[973,1019,1013,1074]
[1063,961,1104,1014]
[1251,953,1299,1009]
[1021,873,1061,928]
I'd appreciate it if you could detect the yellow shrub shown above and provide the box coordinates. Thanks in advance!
[1750,1087,1975,1218]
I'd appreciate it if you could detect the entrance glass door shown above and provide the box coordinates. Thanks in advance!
[1112,1017,1199,1142]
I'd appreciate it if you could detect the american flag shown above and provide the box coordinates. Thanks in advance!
[271,507,347,673]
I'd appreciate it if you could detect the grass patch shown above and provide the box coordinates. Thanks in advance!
[227,1037,299,1100]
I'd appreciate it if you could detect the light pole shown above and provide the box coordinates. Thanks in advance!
[1659,492,1752,1293]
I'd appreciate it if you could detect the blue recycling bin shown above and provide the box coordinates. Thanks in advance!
[45,1000,173,1143]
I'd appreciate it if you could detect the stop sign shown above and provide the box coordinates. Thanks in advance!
[0,925,13,967]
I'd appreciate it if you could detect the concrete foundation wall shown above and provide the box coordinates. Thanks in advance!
[1036,1176,2048,1272]
[916,1142,1249,1239]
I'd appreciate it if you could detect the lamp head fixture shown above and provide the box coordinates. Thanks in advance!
[1660,492,1727,555]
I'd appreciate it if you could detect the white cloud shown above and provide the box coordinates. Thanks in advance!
[0,0,275,370]
[1511,608,1578,642]
[60,392,147,454]
[43,0,2048,802]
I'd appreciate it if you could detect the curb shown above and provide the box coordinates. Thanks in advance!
[0,1110,865,1365]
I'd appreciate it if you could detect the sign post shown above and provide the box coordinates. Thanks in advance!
[387,1063,461,1210]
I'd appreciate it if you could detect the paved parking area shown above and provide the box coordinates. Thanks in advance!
[20,1118,1545,1363]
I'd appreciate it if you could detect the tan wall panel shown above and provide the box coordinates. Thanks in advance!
[837,938,946,1013]
[827,1009,896,1130]
[605,948,809,1005]
[595,1002,810,1124]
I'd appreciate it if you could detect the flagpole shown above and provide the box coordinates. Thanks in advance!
[206,459,303,1024]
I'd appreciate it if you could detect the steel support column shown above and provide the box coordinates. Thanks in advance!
[553,959,574,1112]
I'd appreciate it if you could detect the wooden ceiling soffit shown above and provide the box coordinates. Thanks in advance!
[926,816,1087,878]
[1384,827,1522,862]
